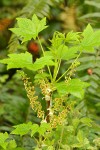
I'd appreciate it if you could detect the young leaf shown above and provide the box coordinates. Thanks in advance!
[50,31,65,50]
[62,46,79,60]
[49,44,78,61]
[11,122,32,136]
[10,14,48,42]
[0,132,9,149]
[56,45,78,60]
[65,31,81,44]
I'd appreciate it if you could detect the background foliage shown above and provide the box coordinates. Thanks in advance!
[0,0,100,149]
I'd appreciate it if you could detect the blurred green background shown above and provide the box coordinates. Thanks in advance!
[0,0,100,142]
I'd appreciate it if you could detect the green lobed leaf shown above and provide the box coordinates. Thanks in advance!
[31,123,51,137]
[81,24,100,51]
[80,117,93,127]
[77,130,84,143]
[47,146,54,150]
[64,46,79,60]
[0,52,55,71]
[11,122,32,136]
[30,124,39,137]
[10,18,35,42]
[10,14,48,42]
[55,79,89,99]
[66,79,89,99]
[55,82,68,96]
[32,15,47,35]
[82,24,94,39]
[38,123,51,136]
[72,118,80,129]
[0,52,33,70]
[0,132,9,149]
[8,139,17,149]
[76,130,90,147]
[32,56,55,71]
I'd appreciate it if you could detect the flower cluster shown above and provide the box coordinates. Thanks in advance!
[53,97,64,111]
[39,79,52,102]
[50,108,68,128]
[19,71,71,126]
[49,96,70,128]
[65,61,80,83]
[21,71,44,119]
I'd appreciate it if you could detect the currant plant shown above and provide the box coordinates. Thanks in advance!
[0,14,100,150]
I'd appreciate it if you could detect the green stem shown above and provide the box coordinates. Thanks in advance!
[52,59,61,82]
[52,59,58,82]
[58,123,65,149]
[37,36,45,55]
[56,59,61,80]
[38,134,42,148]
[37,36,52,81]
[56,52,82,83]
[46,100,50,123]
